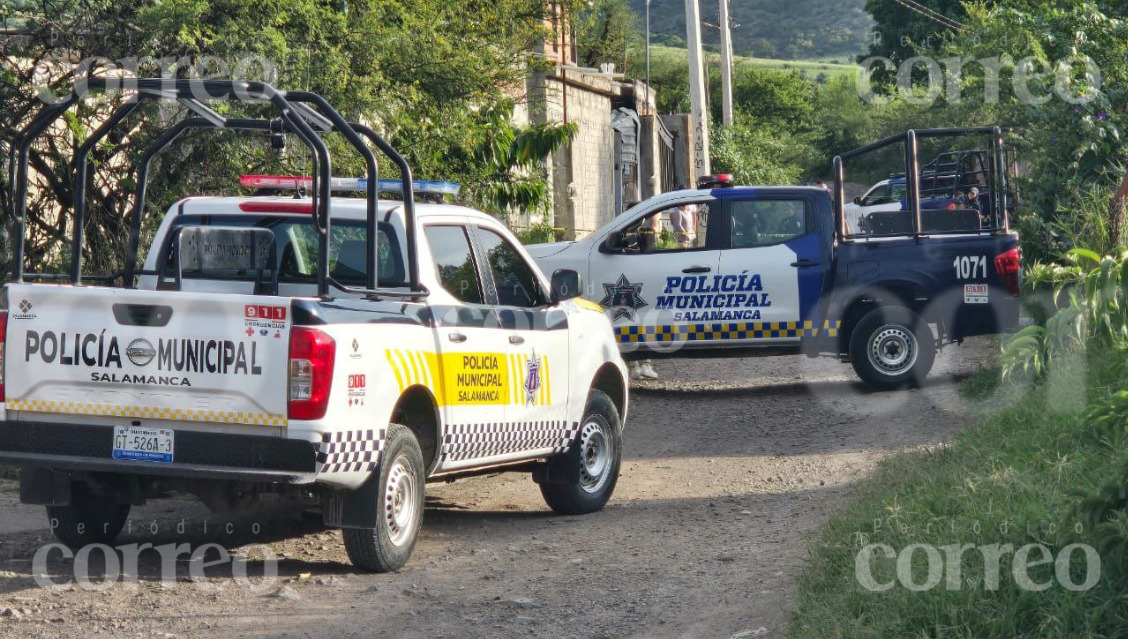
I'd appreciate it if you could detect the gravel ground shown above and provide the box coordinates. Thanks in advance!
[0,341,994,639]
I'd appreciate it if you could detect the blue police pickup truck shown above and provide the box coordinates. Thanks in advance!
[527,127,1022,389]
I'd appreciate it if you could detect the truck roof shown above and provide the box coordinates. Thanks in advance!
[623,185,829,213]
[173,196,498,224]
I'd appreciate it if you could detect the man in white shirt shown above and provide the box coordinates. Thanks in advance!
[671,202,697,248]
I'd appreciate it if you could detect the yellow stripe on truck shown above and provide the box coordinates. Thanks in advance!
[7,398,287,426]
[385,350,548,407]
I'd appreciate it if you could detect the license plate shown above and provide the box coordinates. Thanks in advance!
[112,426,174,463]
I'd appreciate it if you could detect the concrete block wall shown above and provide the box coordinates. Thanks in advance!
[524,69,618,240]
[563,84,614,237]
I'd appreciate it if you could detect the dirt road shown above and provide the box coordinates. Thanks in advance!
[0,342,993,639]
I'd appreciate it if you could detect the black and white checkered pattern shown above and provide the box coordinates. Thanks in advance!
[440,420,580,463]
[317,429,386,474]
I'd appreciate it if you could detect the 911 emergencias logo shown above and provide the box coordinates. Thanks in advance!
[244,304,287,338]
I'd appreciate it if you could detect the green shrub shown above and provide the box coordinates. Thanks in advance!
[515,223,563,245]
[791,351,1128,637]
[793,237,1128,635]
[1001,249,1128,381]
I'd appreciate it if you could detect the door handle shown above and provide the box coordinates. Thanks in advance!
[790,259,820,268]
[447,332,467,343]
[682,265,712,274]
[509,335,525,345]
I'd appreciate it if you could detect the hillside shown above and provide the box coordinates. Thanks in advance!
[647,44,856,84]
[630,0,874,62]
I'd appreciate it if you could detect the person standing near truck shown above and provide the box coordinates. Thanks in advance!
[966,187,983,213]
[671,193,697,248]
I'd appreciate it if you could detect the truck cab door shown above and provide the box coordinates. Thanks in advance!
[715,195,824,343]
[471,224,571,431]
[422,224,513,471]
[587,199,722,350]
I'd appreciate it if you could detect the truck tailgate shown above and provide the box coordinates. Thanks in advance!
[3,284,292,427]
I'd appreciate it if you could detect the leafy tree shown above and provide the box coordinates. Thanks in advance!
[726,67,817,128]
[573,0,639,71]
[861,0,971,65]
[460,105,578,215]
[1,0,552,276]
[937,2,1128,260]
[710,114,808,185]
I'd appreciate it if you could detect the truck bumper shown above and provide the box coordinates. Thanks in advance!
[0,421,319,484]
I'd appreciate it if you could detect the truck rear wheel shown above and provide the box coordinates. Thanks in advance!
[343,425,425,573]
[539,390,622,515]
[849,306,935,390]
[47,482,131,548]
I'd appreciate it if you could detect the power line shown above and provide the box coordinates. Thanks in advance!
[889,0,964,31]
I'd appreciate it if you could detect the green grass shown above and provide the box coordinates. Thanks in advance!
[0,466,17,480]
[790,353,1128,637]
[647,44,857,84]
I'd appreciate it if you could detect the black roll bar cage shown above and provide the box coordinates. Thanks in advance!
[8,78,427,299]
[832,126,1009,241]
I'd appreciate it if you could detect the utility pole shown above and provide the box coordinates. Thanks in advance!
[684,0,711,177]
[645,0,651,115]
[719,0,734,126]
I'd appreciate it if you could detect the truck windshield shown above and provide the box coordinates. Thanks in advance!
[165,214,406,287]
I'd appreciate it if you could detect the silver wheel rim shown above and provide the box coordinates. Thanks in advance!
[384,454,419,547]
[578,419,613,494]
[868,325,918,376]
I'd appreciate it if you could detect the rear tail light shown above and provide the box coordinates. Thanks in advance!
[288,327,335,420]
[995,248,1022,297]
[0,310,7,402]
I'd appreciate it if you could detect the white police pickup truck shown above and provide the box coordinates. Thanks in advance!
[0,79,627,572]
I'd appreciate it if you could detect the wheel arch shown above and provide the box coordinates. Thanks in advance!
[836,283,930,354]
[588,362,628,425]
[390,385,442,474]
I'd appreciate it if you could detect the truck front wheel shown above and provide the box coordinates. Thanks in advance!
[343,425,426,573]
[539,390,623,515]
[46,482,131,548]
[848,306,935,390]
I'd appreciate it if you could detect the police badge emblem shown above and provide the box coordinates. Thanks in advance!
[524,352,543,405]
[599,274,648,321]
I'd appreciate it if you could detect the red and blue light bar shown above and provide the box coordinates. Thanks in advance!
[697,174,735,189]
[239,175,460,196]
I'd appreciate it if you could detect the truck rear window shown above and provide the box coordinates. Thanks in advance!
[165,215,406,287]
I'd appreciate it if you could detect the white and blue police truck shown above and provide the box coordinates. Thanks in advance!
[528,128,1023,390]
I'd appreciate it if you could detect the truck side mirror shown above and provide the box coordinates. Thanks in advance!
[854,196,864,205]
[550,269,582,304]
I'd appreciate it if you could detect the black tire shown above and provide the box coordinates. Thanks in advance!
[540,390,623,515]
[849,306,936,390]
[46,482,131,548]
[343,425,426,573]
